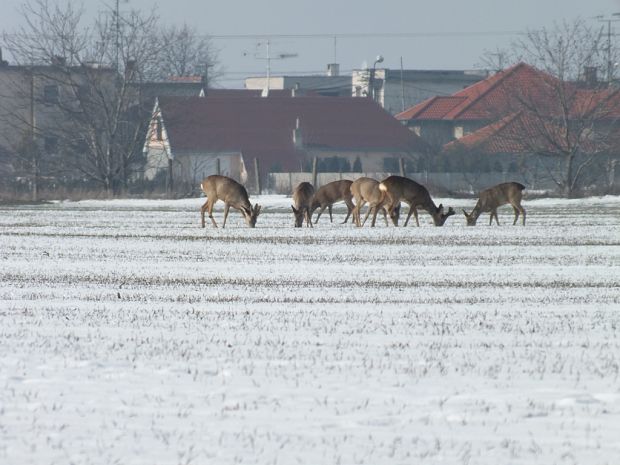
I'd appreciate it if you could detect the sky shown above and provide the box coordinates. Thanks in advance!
[2,0,620,87]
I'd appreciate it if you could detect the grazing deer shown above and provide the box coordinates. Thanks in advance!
[200,175,261,228]
[310,179,356,224]
[350,177,399,227]
[463,182,526,226]
[292,182,315,227]
[379,175,455,227]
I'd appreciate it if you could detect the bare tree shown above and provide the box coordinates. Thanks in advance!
[151,24,220,84]
[1,0,220,197]
[470,19,620,197]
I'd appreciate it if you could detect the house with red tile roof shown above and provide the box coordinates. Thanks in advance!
[396,63,556,148]
[143,94,427,192]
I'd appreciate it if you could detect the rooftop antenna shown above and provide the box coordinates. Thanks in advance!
[255,39,298,96]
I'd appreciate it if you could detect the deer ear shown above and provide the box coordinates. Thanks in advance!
[254,204,262,215]
[437,204,444,214]
[447,207,455,215]
[462,209,469,217]
[291,206,298,214]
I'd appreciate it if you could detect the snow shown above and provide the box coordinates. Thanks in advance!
[1,196,619,464]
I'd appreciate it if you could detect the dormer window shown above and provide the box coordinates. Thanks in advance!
[453,126,464,139]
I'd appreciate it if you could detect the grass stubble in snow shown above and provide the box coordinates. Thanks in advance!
[0,195,619,464]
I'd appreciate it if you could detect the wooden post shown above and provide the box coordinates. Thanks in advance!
[312,156,318,187]
[167,158,173,196]
[254,157,261,194]
[216,157,220,175]
[399,157,406,177]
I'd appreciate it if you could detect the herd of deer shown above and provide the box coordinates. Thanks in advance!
[199,175,526,229]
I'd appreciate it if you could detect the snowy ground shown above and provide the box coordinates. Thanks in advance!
[1,195,619,464]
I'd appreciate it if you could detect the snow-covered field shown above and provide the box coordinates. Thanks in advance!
[1,195,619,464]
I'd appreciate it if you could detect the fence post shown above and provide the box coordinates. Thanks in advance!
[399,157,406,177]
[312,156,318,187]
[254,157,261,195]
[167,158,173,197]
[216,158,220,175]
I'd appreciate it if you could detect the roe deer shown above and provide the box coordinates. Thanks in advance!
[463,182,526,226]
[379,175,455,227]
[350,177,399,227]
[200,175,261,228]
[310,180,355,224]
[292,182,315,227]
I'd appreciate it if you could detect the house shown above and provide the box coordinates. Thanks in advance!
[0,52,119,192]
[434,66,620,193]
[352,68,488,115]
[395,63,552,148]
[143,94,427,192]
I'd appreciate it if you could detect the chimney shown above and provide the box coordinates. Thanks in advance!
[327,63,340,76]
[293,117,303,149]
[584,66,598,88]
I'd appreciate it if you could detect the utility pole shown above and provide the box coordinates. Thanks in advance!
[595,13,620,83]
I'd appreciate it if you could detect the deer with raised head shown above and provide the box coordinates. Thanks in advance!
[200,175,261,228]
[291,182,315,227]
[463,182,526,226]
[379,175,455,227]
[350,177,400,227]
[310,179,356,224]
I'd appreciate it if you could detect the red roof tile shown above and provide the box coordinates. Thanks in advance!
[157,96,426,173]
[397,63,557,121]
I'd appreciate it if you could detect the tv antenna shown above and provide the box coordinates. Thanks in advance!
[254,40,298,96]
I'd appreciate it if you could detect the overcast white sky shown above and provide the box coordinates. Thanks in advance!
[2,0,620,87]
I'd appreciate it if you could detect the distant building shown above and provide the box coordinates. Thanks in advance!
[352,68,489,115]
[245,64,351,97]
[245,64,488,115]
[143,94,427,192]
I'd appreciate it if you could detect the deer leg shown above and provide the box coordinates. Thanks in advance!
[371,206,381,227]
[361,203,374,226]
[305,209,313,228]
[381,207,388,226]
[354,200,366,227]
[222,203,231,228]
[207,201,218,228]
[492,210,500,225]
[520,206,526,225]
[200,199,209,228]
[342,201,352,223]
[512,205,519,225]
[314,206,326,224]
[328,205,333,223]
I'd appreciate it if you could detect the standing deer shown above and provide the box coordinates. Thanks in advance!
[379,175,455,227]
[350,177,399,227]
[200,175,261,228]
[310,180,356,224]
[292,182,315,227]
[463,182,526,226]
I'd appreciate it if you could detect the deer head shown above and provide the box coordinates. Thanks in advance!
[291,206,305,227]
[462,209,477,226]
[388,203,401,226]
[432,204,455,226]
[242,204,261,228]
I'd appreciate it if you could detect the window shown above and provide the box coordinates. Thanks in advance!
[43,85,59,104]
[453,126,464,139]
[411,126,421,136]
[354,86,362,97]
